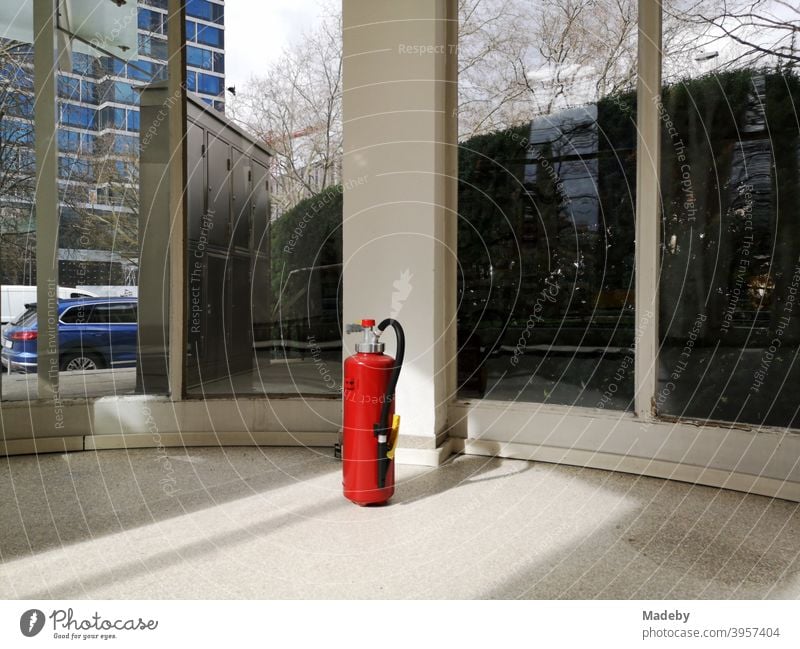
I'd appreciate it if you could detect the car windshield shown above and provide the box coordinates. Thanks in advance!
[11,307,37,328]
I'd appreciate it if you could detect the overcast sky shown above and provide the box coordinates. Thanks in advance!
[224,0,329,93]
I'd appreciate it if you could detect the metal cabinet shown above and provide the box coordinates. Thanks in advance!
[137,83,272,394]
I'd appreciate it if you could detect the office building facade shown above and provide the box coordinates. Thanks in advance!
[0,0,225,286]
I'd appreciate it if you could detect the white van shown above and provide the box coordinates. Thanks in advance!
[1,285,97,324]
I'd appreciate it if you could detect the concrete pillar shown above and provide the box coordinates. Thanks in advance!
[342,1,458,447]
[33,0,60,399]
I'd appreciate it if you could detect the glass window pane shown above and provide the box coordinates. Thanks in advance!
[138,8,164,34]
[212,52,224,74]
[456,1,637,407]
[196,24,223,48]
[60,305,92,324]
[658,1,800,428]
[81,80,96,103]
[197,72,223,96]
[1,6,171,401]
[126,110,140,132]
[187,45,212,70]
[211,3,224,25]
[57,76,80,99]
[186,0,212,22]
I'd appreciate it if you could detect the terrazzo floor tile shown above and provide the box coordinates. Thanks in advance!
[1,447,798,599]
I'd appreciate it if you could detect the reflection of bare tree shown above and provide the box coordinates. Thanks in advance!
[0,43,34,198]
[675,0,799,68]
[458,0,529,136]
[458,0,726,137]
[229,0,772,194]
[0,41,36,284]
[227,11,342,218]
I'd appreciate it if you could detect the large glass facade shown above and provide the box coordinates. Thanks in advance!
[5,0,797,437]
[456,0,800,431]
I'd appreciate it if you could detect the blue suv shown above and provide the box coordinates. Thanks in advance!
[1,297,138,372]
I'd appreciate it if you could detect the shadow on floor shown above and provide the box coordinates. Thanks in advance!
[392,452,533,506]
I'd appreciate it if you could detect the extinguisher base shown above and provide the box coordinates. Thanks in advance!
[343,485,395,507]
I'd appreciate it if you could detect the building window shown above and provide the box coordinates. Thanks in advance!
[57,76,80,100]
[195,24,223,48]
[186,0,212,22]
[185,0,224,25]
[138,8,165,35]
[110,80,136,104]
[126,110,140,133]
[138,33,168,60]
[113,134,138,154]
[212,52,224,74]
[98,106,126,130]
[140,0,168,10]
[187,45,213,70]
[128,60,156,82]
[58,155,92,179]
[80,80,96,103]
[71,52,94,76]
[57,129,93,154]
[197,72,223,96]
[453,1,800,434]
[60,104,95,129]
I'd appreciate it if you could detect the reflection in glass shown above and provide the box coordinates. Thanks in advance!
[658,65,800,427]
[267,187,342,395]
[183,113,343,397]
[0,1,232,400]
[457,98,636,408]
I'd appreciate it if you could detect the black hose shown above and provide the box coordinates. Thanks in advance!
[377,318,404,433]
[374,318,404,488]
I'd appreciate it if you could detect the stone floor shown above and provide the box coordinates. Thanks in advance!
[0,446,798,599]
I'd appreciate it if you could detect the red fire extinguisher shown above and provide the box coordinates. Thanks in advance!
[342,318,405,506]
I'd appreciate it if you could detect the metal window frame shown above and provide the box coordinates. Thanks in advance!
[634,0,662,419]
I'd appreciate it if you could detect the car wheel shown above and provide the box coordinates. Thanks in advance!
[60,352,105,371]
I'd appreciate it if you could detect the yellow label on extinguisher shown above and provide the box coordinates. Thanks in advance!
[386,414,401,460]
